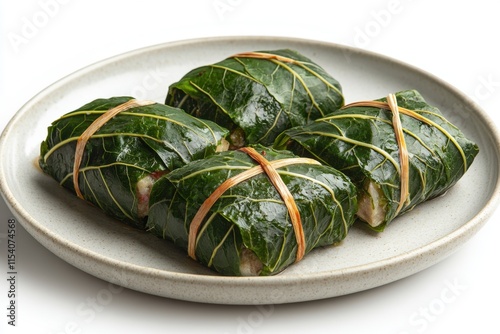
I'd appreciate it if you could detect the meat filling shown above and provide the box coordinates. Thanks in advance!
[357,180,387,228]
[239,247,263,276]
[136,171,168,218]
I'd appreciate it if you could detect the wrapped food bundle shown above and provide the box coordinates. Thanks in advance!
[275,90,479,231]
[39,97,229,228]
[37,49,480,277]
[146,146,358,276]
[165,49,344,148]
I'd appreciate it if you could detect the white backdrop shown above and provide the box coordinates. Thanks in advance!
[1,1,499,333]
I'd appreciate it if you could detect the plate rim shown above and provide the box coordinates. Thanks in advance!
[1,36,500,304]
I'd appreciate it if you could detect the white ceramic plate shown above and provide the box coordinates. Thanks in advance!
[1,37,499,305]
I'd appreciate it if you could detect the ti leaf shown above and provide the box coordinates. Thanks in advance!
[147,145,358,276]
[166,49,344,147]
[39,96,229,228]
[274,90,479,231]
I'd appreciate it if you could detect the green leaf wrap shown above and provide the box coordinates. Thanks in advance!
[165,49,344,147]
[39,97,229,228]
[146,146,358,276]
[274,90,479,231]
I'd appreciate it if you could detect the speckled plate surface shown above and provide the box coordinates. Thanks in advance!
[1,37,499,304]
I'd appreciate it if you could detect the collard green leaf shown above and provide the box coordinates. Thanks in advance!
[39,96,229,228]
[274,90,479,231]
[146,146,358,276]
[165,49,344,147]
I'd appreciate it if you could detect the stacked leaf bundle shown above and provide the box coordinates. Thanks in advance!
[275,90,479,231]
[39,49,479,276]
[166,49,344,148]
[39,97,229,228]
[147,146,357,276]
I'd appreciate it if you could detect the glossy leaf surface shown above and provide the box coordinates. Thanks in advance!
[166,49,344,147]
[39,97,229,228]
[147,146,358,276]
[275,90,479,231]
